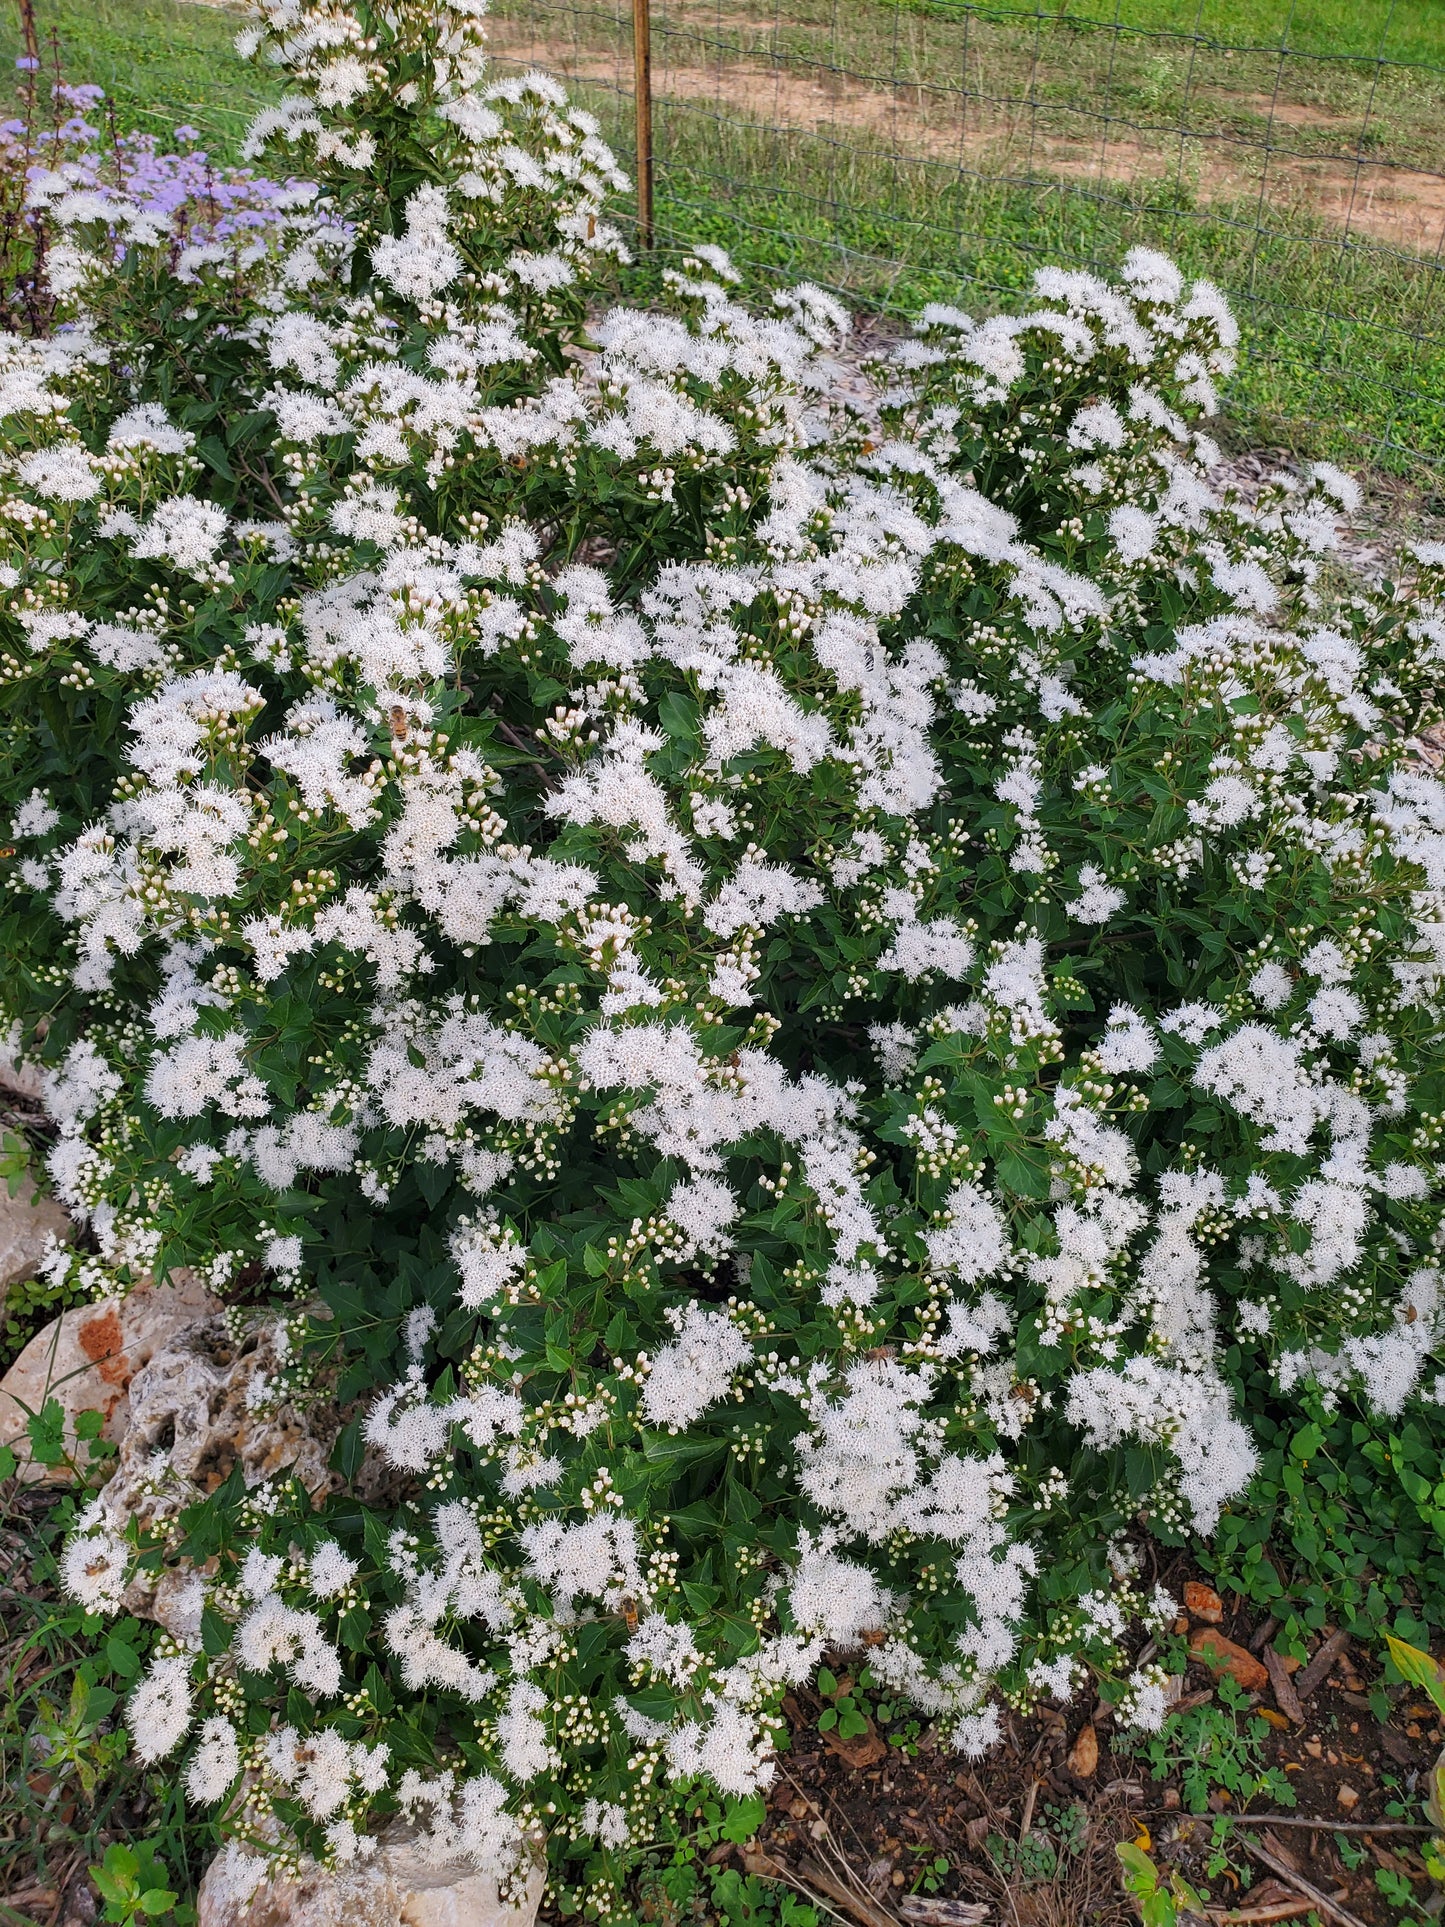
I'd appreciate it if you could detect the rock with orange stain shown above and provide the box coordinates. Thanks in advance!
[1183,1581,1225,1624]
[1189,1627,1269,1693]
[0,1271,218,1477]
[85,1303,413,1634]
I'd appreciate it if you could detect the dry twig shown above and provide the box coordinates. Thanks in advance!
[1236,1835,1372,1927]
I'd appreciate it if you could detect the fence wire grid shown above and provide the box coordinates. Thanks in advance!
[487,0,1445,479]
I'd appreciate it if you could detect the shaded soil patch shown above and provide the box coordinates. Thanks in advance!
[692,1577,1445,1927]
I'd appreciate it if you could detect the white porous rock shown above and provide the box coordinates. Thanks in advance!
[0,1170,70,1292]
[89,1307,406,1630]
[0,1270,217,1477]
[196,1835,545,1927]
[0,1047,45,1101]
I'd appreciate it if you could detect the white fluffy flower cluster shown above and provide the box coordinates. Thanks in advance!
[4,0,1444,1904]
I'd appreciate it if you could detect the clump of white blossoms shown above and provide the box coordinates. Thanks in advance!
[3,0,1444,1912]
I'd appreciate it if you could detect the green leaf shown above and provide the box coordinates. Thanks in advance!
[106,1632,143,1679]
[1386,1635,1445,1716]
[201,1607,233,1658]
[644,1434,727,1473]
[90,1868,131,1908]
[27,1398,67,1468]
[195,435,234,480]
[1115,1842,1158,1890]
[721,1794,766,1842]
[658,692,699,742]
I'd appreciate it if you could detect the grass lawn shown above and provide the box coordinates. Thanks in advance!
[6,0,1443,476]
[0,0,283,159]
[1041,0,1445,67]
[486,0,1445,476]
[913,0,1445,68]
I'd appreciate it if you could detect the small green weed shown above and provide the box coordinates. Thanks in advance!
[561,1790,816,1925]
[90,1841,182,1925]
[1207,1393,1445,1657]
[909,1853,952,1897]
[1381,1637,1445,1920]
[1116,1841,1207,1927]
[812,1664,926,1756]
[814,1665,871,1740]
[986,1801,1090,1888]
[0,1408,217,1918]
[1121,1678,1298,1816]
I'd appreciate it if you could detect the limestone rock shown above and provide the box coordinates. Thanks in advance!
[0,1044,45,1102]
[86,1305,408,1625]
[0,1271,218,1475]
[197,1839,545,1927]
[100,1311,336,1518]
[0,1172,70,1293]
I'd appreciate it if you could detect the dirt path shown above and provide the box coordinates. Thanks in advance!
[165,0,1445,255]
[487,27,1445,255]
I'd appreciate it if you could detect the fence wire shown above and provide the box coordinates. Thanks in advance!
[488,0,1445,478]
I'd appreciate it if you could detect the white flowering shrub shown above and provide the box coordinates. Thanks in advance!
[4,0,1445,1910]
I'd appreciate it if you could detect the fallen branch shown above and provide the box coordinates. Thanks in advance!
[1236,1835,1372,1927]
[1262,1648,1305,1725]
[1209,1899,1319,1924]
[1294,1630,1349,1700]
[898,1901,990,1926]
[1225,1816,1431,1836]
[1018,1779,1040,1840]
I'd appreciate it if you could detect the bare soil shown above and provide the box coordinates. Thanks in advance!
[714,1567,1445,1927]
[486,23,1445,254]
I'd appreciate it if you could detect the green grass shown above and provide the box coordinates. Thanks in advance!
[6,0,1444,467]
[1037,0,1445,68]
[0,0,282,162]
[0,1466,217,1922]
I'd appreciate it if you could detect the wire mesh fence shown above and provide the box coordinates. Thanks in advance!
[486,0,1445,479]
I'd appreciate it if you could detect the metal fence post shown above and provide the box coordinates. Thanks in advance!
[632,0,654,248]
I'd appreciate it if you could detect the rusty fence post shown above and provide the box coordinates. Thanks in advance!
[632,0,654,248]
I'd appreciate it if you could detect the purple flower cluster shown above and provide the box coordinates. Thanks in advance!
[3,74,311,251]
